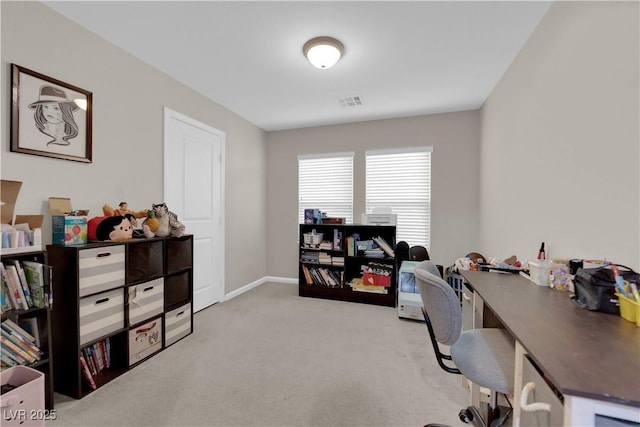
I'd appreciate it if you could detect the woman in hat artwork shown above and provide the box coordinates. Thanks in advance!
[29,85,79,146]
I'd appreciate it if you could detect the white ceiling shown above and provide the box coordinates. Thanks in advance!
[43,1,553,132]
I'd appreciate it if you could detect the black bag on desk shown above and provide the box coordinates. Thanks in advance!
[572,265,640,314]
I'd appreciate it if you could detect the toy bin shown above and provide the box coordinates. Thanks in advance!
[616,292,640,327]
[303,231,323,247]
[0,365,45,427]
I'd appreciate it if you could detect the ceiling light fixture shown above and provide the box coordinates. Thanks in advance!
[303,36,344,69]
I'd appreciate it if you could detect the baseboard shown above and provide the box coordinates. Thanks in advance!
[223,276,297,301]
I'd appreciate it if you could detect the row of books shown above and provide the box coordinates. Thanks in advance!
[0,318,43,369]
[0,259,50,313]
[300,251,344,266]
[349,277,389,294]
[301,264,344,288]
[345,235,394,258]
[80,337,112,390]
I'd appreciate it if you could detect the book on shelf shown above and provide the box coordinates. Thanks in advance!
[18,317,41,347]
[80,354,97,390]
[1,263,28,310]
[0,334,38,364]
[349,278,388,294]
[1,318,36,342]
[1,319,43,365]
[373,236,395,258]
[9,259,34,307]
[22,260,47,309]
[333,229,342,250]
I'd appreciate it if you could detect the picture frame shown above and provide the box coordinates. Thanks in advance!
[11,64,92,163]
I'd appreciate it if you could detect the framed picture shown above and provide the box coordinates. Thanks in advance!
[11,64,92,163]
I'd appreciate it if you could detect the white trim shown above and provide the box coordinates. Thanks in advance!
[366,146,433,156]
[298,151,354,160]
[223,276,297,301]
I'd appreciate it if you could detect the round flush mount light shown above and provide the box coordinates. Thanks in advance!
[303,36,344,69]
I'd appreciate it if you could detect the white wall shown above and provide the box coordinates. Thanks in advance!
[266,111,481,278]
[480,1,639,269]
[1,1,268,294]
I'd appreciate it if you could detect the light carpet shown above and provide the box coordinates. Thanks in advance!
[48,282,469,426]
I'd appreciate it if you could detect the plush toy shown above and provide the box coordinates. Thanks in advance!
[102,203,147,218]
[142,203,185,238]
[88,214,137,241]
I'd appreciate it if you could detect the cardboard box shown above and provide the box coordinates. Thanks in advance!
[48,197,88,246]
[0,180,44,255]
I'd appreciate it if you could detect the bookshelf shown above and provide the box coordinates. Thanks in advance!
[299,224,396,307]
[46,235,193,399]
[0,249,54,409]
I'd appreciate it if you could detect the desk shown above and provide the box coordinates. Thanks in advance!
[461,270,640,426]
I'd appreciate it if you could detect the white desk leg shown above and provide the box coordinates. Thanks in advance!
[470,291,484,408]
[512,341,526,427]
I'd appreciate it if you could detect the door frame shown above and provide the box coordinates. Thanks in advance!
[163,106,226,309]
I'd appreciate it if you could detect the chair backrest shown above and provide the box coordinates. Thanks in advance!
[409,245,430,261]
[414,261,462,346]
[395,241,410,267]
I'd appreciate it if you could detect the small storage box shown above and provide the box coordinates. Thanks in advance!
[128,278,164,326]
[49,197,89,246]
[129,317,162,365]
[79,245,125,297]
[0,366,45,427]
[80,288,125,345]
[303,232,323,247]
[616,292,640,327]
[528,260,558,287]
[165,302,192,347]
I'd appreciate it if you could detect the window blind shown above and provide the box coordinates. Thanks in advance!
[365,147,432,248]
[298,153,354,224]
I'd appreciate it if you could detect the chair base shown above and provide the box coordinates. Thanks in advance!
[458,403,512,427]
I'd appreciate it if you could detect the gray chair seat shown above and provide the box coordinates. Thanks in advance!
[451,328,515,395]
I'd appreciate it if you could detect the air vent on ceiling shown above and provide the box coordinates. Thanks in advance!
[338,96,362,108]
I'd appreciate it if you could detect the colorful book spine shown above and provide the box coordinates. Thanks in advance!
[80,355,97,390]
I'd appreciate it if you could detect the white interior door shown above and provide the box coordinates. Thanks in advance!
[164,107,225,312]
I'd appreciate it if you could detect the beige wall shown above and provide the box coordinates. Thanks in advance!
[266,111,481,278]
[1,1,268,294]
[480,1,639,269]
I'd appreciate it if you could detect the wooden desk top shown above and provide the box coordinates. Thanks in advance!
[461,270,640,408]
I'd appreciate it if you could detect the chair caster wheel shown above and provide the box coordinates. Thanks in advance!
[459,408,473,424]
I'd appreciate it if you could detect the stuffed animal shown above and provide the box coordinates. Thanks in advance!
[88,214,137,241]
[102,203,147,218]
[142,203,185,238]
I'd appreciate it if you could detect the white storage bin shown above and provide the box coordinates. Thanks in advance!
[79,245,125,297]
[129,317,162,365]
[0,366,45,427]
[165,302,192,347]
[128,278,164,326]
[80,287,125,345]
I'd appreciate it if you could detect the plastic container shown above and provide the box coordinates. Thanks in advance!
[0,365,45,427]
[528,260,557,287]
[303,231,323,247]
[616,292,640,327]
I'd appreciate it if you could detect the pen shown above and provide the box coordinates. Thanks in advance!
[630,282,640,303]
[610,265,629,298]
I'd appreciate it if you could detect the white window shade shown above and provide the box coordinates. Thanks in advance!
[366,148,431,248]
[298,153,354,224]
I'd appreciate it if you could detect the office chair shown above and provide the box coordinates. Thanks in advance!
[413,261,515,427]
[409,245,430,261]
